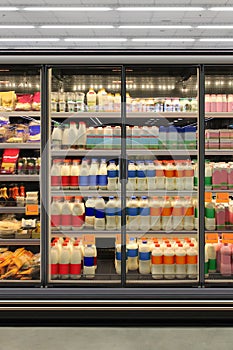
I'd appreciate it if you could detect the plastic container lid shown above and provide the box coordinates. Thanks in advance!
[184,126,197,132]
[131,196,137,200]
[62,243,68,246]
[155,244,160,247]
[189,243,195,247]
[178,244,183,247]
[167,244,172,247]
[109,196,114,200]
[159,126,167,132]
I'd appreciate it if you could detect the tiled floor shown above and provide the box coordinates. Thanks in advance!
[0,328,231,350]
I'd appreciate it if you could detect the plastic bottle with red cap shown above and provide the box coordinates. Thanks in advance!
[151,244,163,280]
[59,242,70,280]
[70,241,82,280]
[164,244,175,280]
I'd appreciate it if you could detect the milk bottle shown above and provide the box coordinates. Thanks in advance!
[172,197,184,231]
[210,94,217,112]
[85,197,95,229]
[61,159,71,189]
[205,94,210,112]
[205,202,216,231]
[51,122,62,149]
[137,161,147,191]
[94,196,105,230]
[62,124,70,149]
[139,196,150,231]
[83,244,95,279]
[194,162,198,190]
[58,92,66,112]
[77,122,87,149]
[115,244,128,275]
[116,197,121,230]
[126,126,132,149]
[79,158,89,190]
[107,93,114,112]
[222,94,227,112]
[175,244,187,279]
[220,243,231,276]
[72,196,85,230]
[107,160,117,191]
[187,243,198,279]
[164,244,175,279]
[51,159,61,190]
[150,197,162,230]
[105,196,117,230]
[86,127,96,150]
[113,125,121,150]
[70,159,80,190]
[89,158,99,190]
[98,159,108,190]
[104,125,113,149]
[150,125,159,149]
[127,237,138,271]
[216,94,223,112]
[139,241,151,274]
[184,161,194,190]
[70,241,81,280]
[175,162,184,191]
[132,126,141,149]
[50,243,59,279]
[154,161,165,189]
[183,197,194,230]
[206,243,217,273]
[127,161,137,191]
[161,197,172,231]
[151,244,163,279]
[86,88,96,112]
[146,161,156,190]
[96,126,104,149]
[59,242,70,280]
[165,162,176,191]
[61,196,72,231]
[67,121,78,148]
[51,197,61,231]
[127,196,139,231]
[205,161,212,190]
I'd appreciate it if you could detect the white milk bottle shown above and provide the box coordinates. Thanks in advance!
[137,161,147,190]
[62,124,70,149]
[205,161,212,190]
[146,160,156,190]
[51,122,62,150]
[104,125,113,149]
[187,243,198,279]
[139,241,151,274]
[151,244,163,279]
[61,159,71,190]
[85,197,95,229]
[107,160,117,191]
[51,197,61,231]
[205,201,216,231]
[70,159,80,190]
[161,197,173,231]
[116,197,121,230]
[77,122,87,149]
[165,162,176,191]
[150,197,162,230]
[175,244,187,279]
[127,196,139,231]
[94,196,106,230]
[89,158,99,190]
[132,126,141,149]
[105,196,117,230]
[113,125,121,150]
[139,196,150,231]
[67,121,78,148]
[59,242,70,280]
[184,161,194,190]
[98,159,108,190]
[83,244,95,279]
[50,243,59,279]
[172,197,184,231]
[72,196,85,231]
[175,161,184,191]
[51,159,61,190]
[127,237,138,271]
[164,244,175,279]
[115,244,128,275]
[70,241,81,280]
[86,88,96,112]
[79,158,89,190]
[95,126,104,149]
[61,196,72,231]
[154,161,165,189]
[183,197,194,230]
[127,161,137,191]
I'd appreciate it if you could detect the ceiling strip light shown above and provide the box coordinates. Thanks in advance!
[0,38,60,42]
[24,7,112,11]
[41,25,114,29]
[132,38,195,42]
[198,25,233,29]
[119,25,192,29]
[200,38,233,42]
[117,7,205,11]
[209,7,233,11]
[64,38,127,42]
[0,7,19,11]
[0,25,35,29]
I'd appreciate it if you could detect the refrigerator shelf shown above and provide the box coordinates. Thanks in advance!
[206,112,233,119]
[51,230,197,237]
[0,239,40,245]
[51,112,197,119]
[51,231,119,238]
[51,149,121,157]
[0,175,39,181]
[51,190,120,196]
[127,190,197,196]
[205,150,233,155]
[0,111,40,118]
[0,143,40,149]
[0,206,40,214]
[127,150,198,156]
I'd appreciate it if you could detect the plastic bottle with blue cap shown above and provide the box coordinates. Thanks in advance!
[127,237,138,271]
[127,196,139,231]
[139,240,151,275]
[105,196,117,230]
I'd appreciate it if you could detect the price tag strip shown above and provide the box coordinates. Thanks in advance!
[205,192,212,203]
[222,233,233,244]
[216,192,229,203]
[205,233,219,244]
[25,204,39,216]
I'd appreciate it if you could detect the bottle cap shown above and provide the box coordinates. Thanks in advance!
[62,243,68,246]
[155,244,160,247]
[178,244,183,247]
[189,243,195,247]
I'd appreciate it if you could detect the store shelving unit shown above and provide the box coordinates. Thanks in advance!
[0,175,39,181]
[0,239,40,245]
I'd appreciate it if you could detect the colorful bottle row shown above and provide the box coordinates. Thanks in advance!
[205,240,233,277]
[205,94,233,113]
[205,199,233,231]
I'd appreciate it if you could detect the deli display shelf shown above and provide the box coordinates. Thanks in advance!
[51,112,197,119]
[51,230,120,238]
[0,207,40,214]
[0,239,40,245]
[0,175,39,182]
[205,112,233,118]
[0,111,40,118]
[127,190,197,196]
[51,190,197,197]
[205,150,233,156]
[127,150,198,156]
[51,149,121,157]
[209,190,233,194]
[51,190,120,196]
[0,143,40,149]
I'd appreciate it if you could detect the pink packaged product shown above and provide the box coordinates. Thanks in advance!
[220,129,231,139]
[206,129,220,139]
[208,140,219,149]
[220,140,232,149]
[220,244,232,276]
[212,164,228,190]
[228,164,233,189]
[215,204,226,230]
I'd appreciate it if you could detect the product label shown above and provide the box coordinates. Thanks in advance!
[98,174,107,186]
[140,207,150,216]
[164,170,174,178]
[205,207,215,219]
[128,170,136,178]
[209,258,217,271]
[51,176,61,186]
[146,170,155,177]
[176,255,186,265]
[58,263,69,275]
[185,170,194,177]
[127,207,138,216]
[61,175,70,187]
[61,214,72,226]
[94,256,97,266]
[84,256,94,267]
[151,255,163,264]
[127,248,138,258]
[107,170,117,178]
[26,204,39,216]
[51,214,60,227]
[105,207,117,216]
[51,263,58,275]
[70,175,79,187]
[156,170,164,177]
[164,255,175,265]
[205,176,212,186]
[139,252,151,261]
[89,175,98,187]
[70,263,81,275]
[172,207,183,216]
[79,175,89,187]
[175,170,184,178]
[216,192,229,203]
[161,207,172,216]
[187,255,197,264]
[184,207,194,216]
[72,215,84,227]
[137,170,146,178]
[150,207,162,216]
[205,192,212,203]
[116,251,121,261]
[205,261,209,274]
[86,207,95,217]
[95,209,105,219]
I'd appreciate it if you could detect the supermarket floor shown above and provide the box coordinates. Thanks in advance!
[0,327,231,350]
